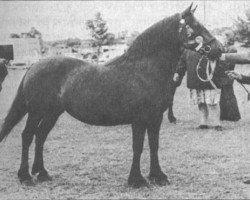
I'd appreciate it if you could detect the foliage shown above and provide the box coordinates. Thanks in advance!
[118,30,129,40]
[66,38,82,47]
[86,12,114,57]
[126,31,140,46]
[234,9,250,47]
[10,33,20,38]
[211,27,232,36]
[105,33,115,45]
[28,27,42,38]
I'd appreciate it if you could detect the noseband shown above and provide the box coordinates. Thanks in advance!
[196,38,216,56]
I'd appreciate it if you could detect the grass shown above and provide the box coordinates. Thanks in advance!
[1,61,250,199]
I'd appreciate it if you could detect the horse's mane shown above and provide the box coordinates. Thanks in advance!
[106,13,181,66]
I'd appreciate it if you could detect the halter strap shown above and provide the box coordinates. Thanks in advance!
[196,56,219,91]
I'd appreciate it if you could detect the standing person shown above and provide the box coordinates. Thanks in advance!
[219,31,241,121]
[173,48,224,131]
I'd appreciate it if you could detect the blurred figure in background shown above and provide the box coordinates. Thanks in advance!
[219,30,241,122]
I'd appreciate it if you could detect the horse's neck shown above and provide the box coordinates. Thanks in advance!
[125,14,181,60]
[106,13,182,85]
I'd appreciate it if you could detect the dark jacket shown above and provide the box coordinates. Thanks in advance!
[176,49,223,90]
[219,45,237,86]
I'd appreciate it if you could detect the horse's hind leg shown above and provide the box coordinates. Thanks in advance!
[18,114,41,185]
[168,86,177,123]
[128,120,148,188]
[168,103,176,123]
[31,112,61,182]
[148,113,169,186]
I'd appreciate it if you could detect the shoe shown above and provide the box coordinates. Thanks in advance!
[214,126,223,131]
[198,125,209,129]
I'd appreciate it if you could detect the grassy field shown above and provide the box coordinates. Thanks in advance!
[1,61,250,199]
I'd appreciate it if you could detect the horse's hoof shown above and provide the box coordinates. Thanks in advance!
[20,178,36,186]
[18,170,34,186]
[37,172,53,182]
[31,164,43,175]
[168,116,177,123]
[31,166,39,175]
[128,176,149,188]
[148,173,170,186]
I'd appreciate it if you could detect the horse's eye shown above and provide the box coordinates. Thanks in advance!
[192,22,199,27]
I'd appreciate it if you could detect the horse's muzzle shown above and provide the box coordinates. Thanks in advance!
[183,40,211,56]
[197,45,211,55]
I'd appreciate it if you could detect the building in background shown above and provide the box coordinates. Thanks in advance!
[0,37,42,66]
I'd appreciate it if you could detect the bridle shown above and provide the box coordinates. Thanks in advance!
[178,17,219,90]
[178,17,215,57]
[196,55,219,90]
[196,38,216,55]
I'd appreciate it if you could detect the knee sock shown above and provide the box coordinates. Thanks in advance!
[198,103,208,125]
[207,104,221,126]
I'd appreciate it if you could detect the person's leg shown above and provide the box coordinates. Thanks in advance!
[207,103,222,131]
[204,89,222,131]
[198,103,209,129]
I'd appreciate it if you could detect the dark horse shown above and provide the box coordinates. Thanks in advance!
[0,4,222,188]
[0,59,8,92]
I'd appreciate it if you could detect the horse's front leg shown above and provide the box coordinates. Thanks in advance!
[148,114,170,186]
[128,120,148,188]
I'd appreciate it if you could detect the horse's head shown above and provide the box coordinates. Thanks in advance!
[0,59,8,92]
[178,3,223,60]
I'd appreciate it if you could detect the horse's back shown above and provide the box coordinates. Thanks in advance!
[22,56,91,113]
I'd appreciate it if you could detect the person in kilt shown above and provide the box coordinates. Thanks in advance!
[173,48,224,131]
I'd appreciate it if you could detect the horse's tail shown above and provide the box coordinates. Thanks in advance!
[0,77,27,142]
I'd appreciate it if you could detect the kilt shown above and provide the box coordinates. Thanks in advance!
[190,89,221,105]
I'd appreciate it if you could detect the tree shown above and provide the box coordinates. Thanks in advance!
[85,12,109,58]
[28,27,42,38]
[234,9,250,47]
[105,33,115,45]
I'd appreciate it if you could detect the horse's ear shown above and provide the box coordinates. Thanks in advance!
[181,3,193,18]
[191,5,198,14]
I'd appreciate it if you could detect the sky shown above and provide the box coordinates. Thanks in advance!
[0,1,249,41]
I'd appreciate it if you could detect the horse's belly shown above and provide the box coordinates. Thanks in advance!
[63,96,133,126]
[68,112,132,126]
[66,108,132,126]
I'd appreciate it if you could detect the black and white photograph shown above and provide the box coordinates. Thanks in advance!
[1,0,250,199]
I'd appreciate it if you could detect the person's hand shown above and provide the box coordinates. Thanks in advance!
[173,73,180,82]
[225,70,243,81]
